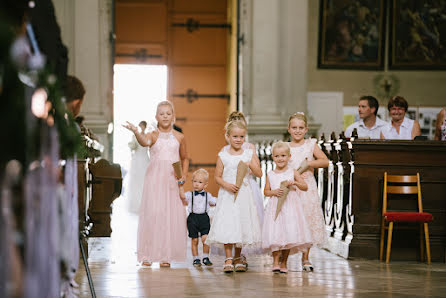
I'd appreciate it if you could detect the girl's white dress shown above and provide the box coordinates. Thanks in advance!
[222,143,264,224]
[206,149,262,248]
[126,135,149,213]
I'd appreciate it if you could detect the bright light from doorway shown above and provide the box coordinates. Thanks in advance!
[113,64,167,171]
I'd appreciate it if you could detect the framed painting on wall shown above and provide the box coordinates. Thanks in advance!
[318,0,386,70]
[389,0,446,69]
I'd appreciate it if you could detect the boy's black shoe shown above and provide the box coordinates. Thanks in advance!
[193,259,202,267]
[202,257,213,266]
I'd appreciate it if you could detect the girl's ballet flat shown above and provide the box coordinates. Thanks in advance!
[272,266,281,273]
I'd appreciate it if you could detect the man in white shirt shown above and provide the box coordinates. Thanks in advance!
[345,96,387,139]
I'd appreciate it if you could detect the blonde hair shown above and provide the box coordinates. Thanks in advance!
[193,168,209,181]
[227,111,246,124]
[225,120,247,135]
[288,112,307,127]
[156,100,175,114]
[272,141,291,155]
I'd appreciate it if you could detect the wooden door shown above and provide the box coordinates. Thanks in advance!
[115,0,230,194]
[168,0,229,194]
[115,0,168,65]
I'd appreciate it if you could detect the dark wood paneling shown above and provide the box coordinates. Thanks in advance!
[349,140,446,261]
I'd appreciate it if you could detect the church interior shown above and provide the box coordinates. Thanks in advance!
[1,0,446,297]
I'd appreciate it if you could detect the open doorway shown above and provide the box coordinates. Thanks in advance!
[110,64,167,264]
[113,64,167,172]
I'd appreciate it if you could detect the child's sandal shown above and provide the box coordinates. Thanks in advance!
[240,254,248,268]
[233,257,247,272]
[223,258,234,273]
[302,261,314,272]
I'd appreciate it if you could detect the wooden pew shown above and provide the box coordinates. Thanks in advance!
[349,140,446,261]
[88,159,122,237]
[77,134,122,257]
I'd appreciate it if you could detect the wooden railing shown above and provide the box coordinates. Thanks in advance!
[256,134,355,258]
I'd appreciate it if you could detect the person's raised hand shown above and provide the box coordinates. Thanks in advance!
[122,121,137,133]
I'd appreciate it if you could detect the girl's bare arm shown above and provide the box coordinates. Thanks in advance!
[178,134,189,180]
[264,175,282,197]
[293,171,308,191]
[248,151,262,178]
[122,121,153,147]
[215,157,239,193]
[308,144,329,169]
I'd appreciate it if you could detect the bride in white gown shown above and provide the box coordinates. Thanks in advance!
[126,121,150,213]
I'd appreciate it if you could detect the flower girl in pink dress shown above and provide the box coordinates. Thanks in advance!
[123,101,189,267]
[288,112,329,271]
[262,141,313,273]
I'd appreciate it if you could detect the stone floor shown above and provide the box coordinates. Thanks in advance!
[74,196,446,298]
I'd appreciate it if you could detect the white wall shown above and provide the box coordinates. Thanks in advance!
[54,0,113,159]
[241,0,316,141]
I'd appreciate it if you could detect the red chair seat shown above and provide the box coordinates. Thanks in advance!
[384,212,433,222]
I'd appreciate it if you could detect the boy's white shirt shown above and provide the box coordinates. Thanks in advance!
[184,191,217,214]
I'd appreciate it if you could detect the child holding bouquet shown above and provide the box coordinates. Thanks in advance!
[206,120,262,273]
[262,141,313,273]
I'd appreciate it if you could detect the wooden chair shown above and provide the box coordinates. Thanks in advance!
[379,173,433,264]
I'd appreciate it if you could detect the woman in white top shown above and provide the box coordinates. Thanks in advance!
[381,96,421,140]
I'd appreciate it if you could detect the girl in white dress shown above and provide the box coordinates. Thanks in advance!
[222,112,264,223]
[206,120,262,273]
[219,112,265,265]
[126,121,150,213]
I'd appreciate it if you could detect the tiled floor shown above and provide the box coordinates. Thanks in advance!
[75,196,446,297]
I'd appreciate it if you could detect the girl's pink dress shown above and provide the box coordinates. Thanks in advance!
[262,168,313,254]
[137,130,187,263]
[289,139,327,245]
